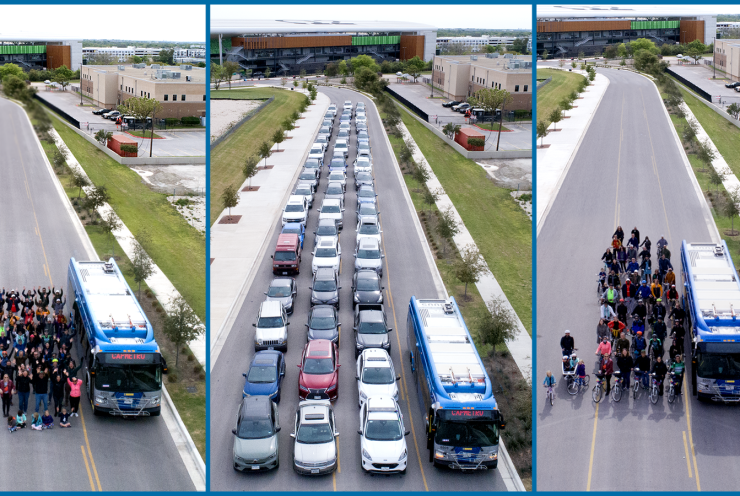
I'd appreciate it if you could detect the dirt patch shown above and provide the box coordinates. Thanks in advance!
[210,99,263,141]
[475,158,532,190]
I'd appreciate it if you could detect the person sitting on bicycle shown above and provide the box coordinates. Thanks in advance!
[576,359,587,385]
[601,248,614,267]
[615,331,630,356]
[636,281,651,303]
[626,257,640,275]
[649,335,664,361]
[652,355,668,396]
[652,298,667,323]
[600,298,616,320]
[598,269,607,292]
[635,349,651,389]
[668,339,681,365]
[664,268,676,288]
[600,354,614,394]
[611,235,622,251]
[607,317,626,340]
[670,355,685,395]
[671,321,686,354]
[650,279,663,304]
[658,254,673,283]
[617,348,633,389]
[629,270,641,286]
[560,330,575,358]
[641,257,653,281]
[666,284,679,305]
[669,301,686,323]
[657,236,668,257]
[616,299,629,323]
[543,371,557,388]
[597,318,610,344]
[607,269,621,287]
[603,283,620,311]
[595,336,612,357]
[652,317,668,342]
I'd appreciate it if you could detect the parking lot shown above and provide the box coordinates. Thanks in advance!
[669,62,740,104]
[34,86,118,131]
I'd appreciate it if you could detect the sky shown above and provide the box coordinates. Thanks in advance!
[0,5,205,42]
[537,5,740,16]
[210,5,532,30]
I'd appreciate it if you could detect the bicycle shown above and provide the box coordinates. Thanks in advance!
[633,369,647,400]
[667,373,682,404]
[649,373,662,404]
[545,384,555,406]
[593,374,605,403]
[567,374,590,395]
[611,372,624,402]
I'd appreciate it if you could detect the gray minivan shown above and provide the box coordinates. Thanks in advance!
[232,396,281,472]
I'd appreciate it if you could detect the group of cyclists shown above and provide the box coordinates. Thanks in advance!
[544,226,687,403]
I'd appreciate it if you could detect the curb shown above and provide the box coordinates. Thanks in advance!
[162,385,206,491]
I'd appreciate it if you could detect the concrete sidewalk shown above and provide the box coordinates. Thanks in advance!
[536,68,609,230]
[209,91,330,364]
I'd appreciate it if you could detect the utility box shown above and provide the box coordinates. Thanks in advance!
[107,134,138,157]
[454,127,485,151]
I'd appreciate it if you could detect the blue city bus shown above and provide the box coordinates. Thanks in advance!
[681,241,740,402]
[407,296,505,470]
[67,258,167,416]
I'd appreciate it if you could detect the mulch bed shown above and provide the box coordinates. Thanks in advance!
[218,215,242,224]
[242,186,260,192]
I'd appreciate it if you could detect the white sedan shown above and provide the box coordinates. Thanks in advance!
[356,349,398,408]
[359,396,408,474]
[312,237,341,274]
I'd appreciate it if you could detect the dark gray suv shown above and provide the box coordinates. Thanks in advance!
[306,305,340,342]
[310,267,341,308]
[352,270,384,308]
[353,303,392,358]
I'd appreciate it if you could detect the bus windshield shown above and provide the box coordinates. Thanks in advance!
[697,351,740,379]
[95,364,161,393]
[435,419,498,448]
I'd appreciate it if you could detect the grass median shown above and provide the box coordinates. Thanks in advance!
[398,109,532,334]
[48,112,205,321]
[210,87,307,223]
[537,68,586,128]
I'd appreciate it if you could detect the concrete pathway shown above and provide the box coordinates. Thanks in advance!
[49,128,206,367]
[209,91,330,364]
[536,68,609,230]
[398,121,532,383]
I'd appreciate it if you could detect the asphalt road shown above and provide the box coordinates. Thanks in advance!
[536,68,740,491]
[210,85,509,490]
[0,97,195,491]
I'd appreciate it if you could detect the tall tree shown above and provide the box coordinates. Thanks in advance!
[405,56,426,82]
[728,103,740,120]
[258,140,272,167]
[724,187,740,235]
[243,156,259,189]
[0,63,24,80]
[436,206,460,257]
[549,108,563,130]
[537,120,549,147]
[162,296,202,367]
[221,185,239,220]
[117,97,163,157]
[100,210,121,256]
[158,49,175,65]
[475,297,518,353]
[53,65,74,91]
[222,61,240,90]
[211,63,225,90]
[454,244,488,297]
[272,128,285,151]
[131,241,154,299]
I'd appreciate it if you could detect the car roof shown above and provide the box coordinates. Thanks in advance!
[240,396,272,419]
[356,156,370,163]
[269,277,293,287]
[358,184,376,194]
[367,396,398,411]
[299,169,315,177]
[295,184,312,192]
[252,350,281,366]
[323,198,341,207]
[314,267,336,280]
[287,195,305,204]
[307,338,333,355]
[283,222,304,231]
[311,305,336,318]
[276,233,299,247]
[317,218,337,228]
[356,269,379,280]
[317,238,338,249]
[259,300,283,317]
[358,238,379,249]
[329,170,345,176]
[326,182,343,191]
[299,401,331,422]
[361,348,391,365]
[358,215,378,225]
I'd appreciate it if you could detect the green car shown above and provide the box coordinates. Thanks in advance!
[232,396,281,472]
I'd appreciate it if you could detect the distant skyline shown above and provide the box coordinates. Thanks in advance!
[210,5,532,30]
[0,5,205,42]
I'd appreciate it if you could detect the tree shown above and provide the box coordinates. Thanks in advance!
[635,50,659,72]
[454,244,488,297]
[272,128,285,151]
[158,49,175,65]
[571,61,577,69]
[131,240,154,299]
[422,187,441,215]
[100,210,121,256]
[211,63,226,90]
[309,86,318,102]
[541,49,548,61]
[589,71,596,82]
[405,56,426,82]
[264,67,271,79]
[221,185,239,220]
[617,43,627,58]
[728,103,740,120]
[243,155,259,189]
[559,98,573,118]
[537,120,549,147]
[0,63,24,81]
[413,160,431,187]
[258,140,272,167]
[686,47,703,65]
[85,185,110,220]
[442,122,461,139]
[697,138,717,170]
[436,206,460,257]
[468,87,510,121]
[282,117,295,134]
[724,187,740,235]
[475,297,518,352]
[350,54,379,75]
[94,129,113,146]
[222,61,239,90]
[512,37,529,54]
[162,295,202,367]
[299,68,307,79]
[559,59,565,68]
[338,60,349,77]
[52,148,68,172]
[578,51,585,60]
[603,45,618,60]
[71,170,90,199]
[87,53,116,65]
[630,38,659,55]
[53,65,74,91]
[325,62,338,78]
[549,108,562,131]
[117,97,163,157]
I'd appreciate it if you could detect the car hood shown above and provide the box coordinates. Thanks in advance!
[243,379,278,397]
[294,440,336,464]
[284,212,306,219]
[255,326,287,340]
[312,290,338,301]
[356,290,382,304]
[301,372,336,389]
[313,257,340,270]
[359,382,397,400]
[356,258,382,270]
[356,332,388,348]
[234,435,278,460]
[307,327,339,341]
[362,438,406,463]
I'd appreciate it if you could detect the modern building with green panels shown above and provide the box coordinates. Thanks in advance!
[0,39,83,71]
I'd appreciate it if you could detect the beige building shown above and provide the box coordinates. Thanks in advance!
[431,54,532,110]
[80,64,206,119]
[715,39,740,82]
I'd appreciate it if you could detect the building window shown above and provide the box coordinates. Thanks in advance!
[203,95,206,101]
[148,93,150,98]
[182,95,185,101]
[173,94,177,101]
[164,94,168,101]
[515,85,520,92]
[120,84,123,90]
[524,85,528,92]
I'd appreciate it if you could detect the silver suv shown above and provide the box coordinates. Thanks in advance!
[232,396,280,472]
[253,300,289,352]
[355,238,384,276]
[291,400,338,475]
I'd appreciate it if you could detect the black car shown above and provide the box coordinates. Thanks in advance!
[442,100,460,108]
[726,81,740,89]
[93,108,113,115]
[352,270,384,308]
[353,303,392,358]
[306,305,340,342]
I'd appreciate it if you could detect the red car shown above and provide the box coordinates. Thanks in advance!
[298,339,340,401]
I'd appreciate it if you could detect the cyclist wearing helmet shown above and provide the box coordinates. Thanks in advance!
[633,331,647,358]
[670,355,685,395]
[617,299,629,323]
[560,330,574,357]
[607,317,626,340]
[636,280,651,302]
[653,298,667,323]
[658,254,673,284]
[671,321,686,354]
[664,267,676,288]
[603,283,619,311]
[600,299,616,320]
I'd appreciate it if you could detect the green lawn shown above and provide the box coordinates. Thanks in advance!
[536,68,586,128]
[49,113,205,321]
[127,130,163,139]
[398,111,532,333]
[475,122,511,132]
[210,87,307,223]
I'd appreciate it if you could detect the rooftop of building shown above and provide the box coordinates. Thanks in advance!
[435,54,531,72]
[210,19,436,37]
[83,64,206,83]
[537,5,717,20]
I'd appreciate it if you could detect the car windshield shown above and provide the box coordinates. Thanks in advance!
[314,280,337,292]
[356,159,370,166]
[358,248,380,259]
[359,206,377,216]
[303,357,334,374]
[237,417,274,440]
[295,188,311,196]
[358,224,379,235]
[296,422,334,444]
[435,420,498,448]
[336,144,347,150]
[315,248,337,258]
[330,160,345,168]
[329,174,344,181]
[274,251,296,261]
[310,314,336,330]
[365,419,402,441]
[359,321,387,334]
[257,316,284,328]
[362,367,393,384]
[311,147,322,153]
[267,283,292,297]
[317,225,337,236]
[356,278,379,291]
[247,365,277,384]
[359,189,375,198]
[285,204,304,213]
[322,205,340,214]
[357,174,372,182]
[283,227,301,236]
[299,173,314,181]
[326,185,343,195]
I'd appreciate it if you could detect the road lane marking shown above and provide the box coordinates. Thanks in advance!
[614,94,625,231]
[333,471,337,491]
[80,409,103,490]
[684,383,701,491]
[586,401,600,491]
[81,445,96,491]
[337,443,341,473]
[683,431,693,478]
[377,196,429,492]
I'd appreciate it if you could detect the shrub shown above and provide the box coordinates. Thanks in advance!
[168,374,178,383]
[467,137,485,148]
[165,118,179,125]
[193,365,202,374]
[180,116,200,126]
[187,354,194,362]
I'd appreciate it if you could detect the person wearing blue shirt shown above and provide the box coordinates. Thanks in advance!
[543,371,556,388]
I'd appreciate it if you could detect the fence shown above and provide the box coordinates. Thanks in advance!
[384,86,429,122]
[33,94,80,129]
[210,96,274,149]
[666,67,712,102]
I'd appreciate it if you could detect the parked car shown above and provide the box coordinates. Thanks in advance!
[357,142,371,158]
[359,396,408,474]
[253,300,289,352]
[442,100,460,108]
[306,304,340,342]
[291,400,338,475]
[328,157,347,172]
[281,223,305,249]
[242,350,286,402]
[357,130,370,145]
[312,237,341,275]
[343,100,353,112]
[353,303,392,358]
[357,203,379,222]
[93,108,113,115]
[338,122,351,134]
[314,135,329,151]
[314,218,339,249]
[354,238,384,276]
[318,126,332,140]
[303,159,321,180]
[324,182,345,207]
[232,396,281,472]
[319,198,344,230]
[272,233,302,275]
[103,110,121,119]
[454,103,471,113]
[310,267,341,309]
[352,270,384,308]
[354,171,374,191]
[308,144,325,164]
[355,216,382,245]
[282,195,309,226]
[264,276,297,315]
[327,170,347,192]
[293,183,314,209]
[334,139,349,159]
[298,339,340,401]
[337,129,350,141]
[297,170,319,193]
[725,81,740,89]
[354,156,372,175]
[356,184,378,212]
[356,122,368,133]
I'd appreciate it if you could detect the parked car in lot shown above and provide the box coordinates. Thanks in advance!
[355,114,367,128]
[322,118,333,128]
[327,170,347,192]
[303,159,321,179]
[319,198,344,230]
[725,81,740,89]
[442,100,460,108]
[312,237,341,275]
[357,130,370,145]
[281,223,305,248]
[353,303,392,358]
[264,276,297,315]
[356,216,382,245]
[356,122,368,134]
[354,171,373,191]
[356,350,398,407]
[357,203,379,222]
[324,182,345,207]
[357,142,371,157]
[242,350,286,402]
[343,100,353,112]
[352,270,384,308]
[291,400,338,475]
[336,129,350,141]
[282,195,309,226]
[318,126,332,140]
[328,157,347,172]
[272,233,302,275]
[453,103,471,112]
[253,300,289,352]
[298,170,319,193]
[232,396,281,472]
[103,110,121,119]
[315,134,329,151]
[314,218,339,249]
[306,304,340,342]
[339,121,351,134]
[354,238,384,276]
[735,86,740,93]
[359,396,408,474]
[308,144,325,164]
[294,183,314,209]
[354,156,372,175]
[334,139,349,159]
[324,111,335,122]
[93,108,113,115]
[298,340,340,402]
[310,268,341,309]
[356,184,378,212]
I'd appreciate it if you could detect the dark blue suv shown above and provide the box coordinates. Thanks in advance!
[242,351,286,402]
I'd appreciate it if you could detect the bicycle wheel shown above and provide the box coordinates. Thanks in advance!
[633,379,639,399]
[567,378,578,395]
[593,383,603,403]
[583,375,590,387]
[650,385,659,404]
[611,382,622,402]
[549,390,554,406]
[667,385,676,404]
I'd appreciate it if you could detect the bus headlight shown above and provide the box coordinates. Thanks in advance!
[488,453,498,459]
[435,451,446,460]
[95,396,107,405]
[698,379,711,392]
[151,396,161,406]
